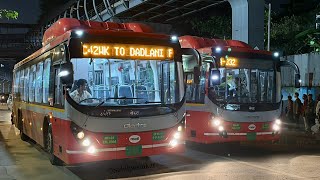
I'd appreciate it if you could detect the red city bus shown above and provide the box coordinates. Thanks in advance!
[12,18,191,165]
[180,36,300,144]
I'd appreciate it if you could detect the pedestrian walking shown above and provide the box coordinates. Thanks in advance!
[286,96,294,128]
[293,92,302,130]
[304,94,316,132]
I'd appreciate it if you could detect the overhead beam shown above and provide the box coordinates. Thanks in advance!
[165,1,226,22]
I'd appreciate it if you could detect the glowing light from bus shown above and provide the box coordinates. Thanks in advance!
[82,44,174,60]
[171,35,178,42]
[215,47,222,53]
[75,30,84,36]
[58,70,70,77]
[220,57,238,67]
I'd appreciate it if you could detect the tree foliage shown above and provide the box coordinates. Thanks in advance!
[189,16,231,39]
[0,9,18,20]
[268,0,320,55]
[269,15,312,55]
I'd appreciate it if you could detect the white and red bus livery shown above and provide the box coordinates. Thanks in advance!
[180,36,300,144]
[12,18,187,165]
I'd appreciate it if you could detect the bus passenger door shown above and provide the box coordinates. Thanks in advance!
[182,48,207,140]
[50,65,64,156]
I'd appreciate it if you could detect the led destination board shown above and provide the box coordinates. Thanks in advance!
[82,43,174,60]
[220,57,238,67]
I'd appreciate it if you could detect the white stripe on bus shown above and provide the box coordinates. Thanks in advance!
[65,142,184,154]
[204,132,274,136]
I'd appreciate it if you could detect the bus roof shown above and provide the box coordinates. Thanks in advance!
[14,18,169,70]
[179,35,272,55]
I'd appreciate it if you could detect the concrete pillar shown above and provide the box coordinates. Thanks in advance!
[228,0,265,50]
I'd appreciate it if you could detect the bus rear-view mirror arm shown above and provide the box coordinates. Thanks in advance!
[279,61,301,88]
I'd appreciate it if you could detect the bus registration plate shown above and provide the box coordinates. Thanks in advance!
[126,145,142,156]
[246,132,256,141]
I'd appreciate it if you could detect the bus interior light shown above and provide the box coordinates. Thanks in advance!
[211,75,219,80]
[299,79,302,83]
[177,125,182,132]
[58,70,70,77]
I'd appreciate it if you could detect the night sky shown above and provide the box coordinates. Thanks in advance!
[0,0,40,24]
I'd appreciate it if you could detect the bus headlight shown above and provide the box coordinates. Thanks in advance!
[169,139,178,147]
[87,146,96,154]
[212,118,221,127]
[82,138,91,147]
[275,119,281,125]
[173,132,180,139]
[177,125,182,132]
[218,126,224,132]
[272,124,280,131]
[77,131,85,139]
[71,122,86,141]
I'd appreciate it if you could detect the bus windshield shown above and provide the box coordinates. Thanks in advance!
[209,68,276,104]
[69,58,184,106]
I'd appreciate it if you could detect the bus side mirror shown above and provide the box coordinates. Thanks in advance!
[193,67,200,84]
[59,63,73,88]
[295,74,301,88]
[210,70,220,86]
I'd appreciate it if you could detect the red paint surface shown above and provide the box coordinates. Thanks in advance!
[14,108,184,165]
[186,110,280,144]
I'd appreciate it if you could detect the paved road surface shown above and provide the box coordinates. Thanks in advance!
[1,109,320,180]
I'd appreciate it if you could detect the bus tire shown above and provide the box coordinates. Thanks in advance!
[46,126,63,166]
[18,110,29,141]
[11,113,14,125]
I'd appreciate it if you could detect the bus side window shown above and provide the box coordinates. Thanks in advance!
[185,73,194,102]
[54,67,64,107]
[43,58,51,104]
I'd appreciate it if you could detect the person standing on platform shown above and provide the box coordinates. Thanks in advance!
[302,94,309,132]
[293,92,302,130]
[286,96,294,129]
[304,94,316,133]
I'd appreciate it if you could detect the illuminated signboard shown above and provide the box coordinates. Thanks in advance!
[82,43,174,60]
[220,57,238,67]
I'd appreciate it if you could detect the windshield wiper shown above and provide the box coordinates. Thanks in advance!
[145,101,176,111]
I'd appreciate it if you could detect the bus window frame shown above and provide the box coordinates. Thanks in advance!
[51,44,68,109]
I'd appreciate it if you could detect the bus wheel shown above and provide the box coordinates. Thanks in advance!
[46,126,63,166]
[18,112,29,141]
[20,131,29,141]
[11,113,14,125]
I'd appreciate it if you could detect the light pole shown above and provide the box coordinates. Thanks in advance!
[266,3,271,51]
